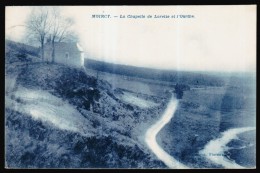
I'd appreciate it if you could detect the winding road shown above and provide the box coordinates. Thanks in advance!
[144,95,255,169]
[145,96,188,169]
[200,126,256,168]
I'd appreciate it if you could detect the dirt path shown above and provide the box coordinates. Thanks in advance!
[200,126,256,168]
[145,96,188,169]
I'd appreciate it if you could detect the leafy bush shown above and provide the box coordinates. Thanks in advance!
[174,83,190,99]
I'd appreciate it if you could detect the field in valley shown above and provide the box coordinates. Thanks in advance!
[85,66,256,168]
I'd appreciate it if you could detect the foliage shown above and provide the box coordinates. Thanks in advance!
[5,108,164,168]
[174,83,190,99]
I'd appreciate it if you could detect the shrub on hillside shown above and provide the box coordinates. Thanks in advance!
[174,83,190,99]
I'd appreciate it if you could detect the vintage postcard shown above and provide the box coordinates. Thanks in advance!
[5,5,256,169]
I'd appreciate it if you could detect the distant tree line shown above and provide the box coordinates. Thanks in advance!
[85,59,225,87]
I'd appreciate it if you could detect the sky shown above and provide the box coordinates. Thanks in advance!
[5,5,256,72]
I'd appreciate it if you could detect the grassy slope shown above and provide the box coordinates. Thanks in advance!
[157,76,256,168]
[5,41,166,168]
[6,40,255,168]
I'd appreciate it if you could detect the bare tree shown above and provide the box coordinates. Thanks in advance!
[25,7,51,61]
[25,7,76,63]
[49,7,75,63]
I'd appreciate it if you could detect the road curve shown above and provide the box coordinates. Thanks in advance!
[200,126,256,168]
[145,96,188,169]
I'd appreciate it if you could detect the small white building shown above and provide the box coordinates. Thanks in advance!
[44,42,84,68]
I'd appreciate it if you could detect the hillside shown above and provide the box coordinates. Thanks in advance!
[5,39,39,64]
[5,40,256,168]
[5,41,167,168]
[85,59,225,87]
[5,39,41,76]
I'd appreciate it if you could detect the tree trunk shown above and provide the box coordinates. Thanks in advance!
[51,40,55,63]
[41,42,44,62]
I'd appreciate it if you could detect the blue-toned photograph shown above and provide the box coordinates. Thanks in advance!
[5,6,256,169]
